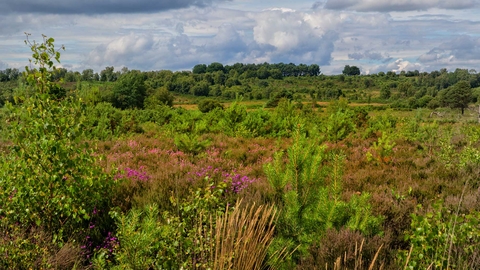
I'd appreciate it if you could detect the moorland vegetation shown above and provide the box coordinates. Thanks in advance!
[0,34,479,269]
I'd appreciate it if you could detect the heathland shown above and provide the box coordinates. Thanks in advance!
[0,35,479,269]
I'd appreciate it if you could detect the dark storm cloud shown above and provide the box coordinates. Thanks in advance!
[324,0,477,12]
[0,0,230,15]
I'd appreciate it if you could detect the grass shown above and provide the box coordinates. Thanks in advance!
[211,200,277,270]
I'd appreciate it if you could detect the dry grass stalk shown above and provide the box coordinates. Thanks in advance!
[48,241,82,269]
[329,240,383,270]
[403,245,413,270]
[367,243,383,270]
[211,200,277,270]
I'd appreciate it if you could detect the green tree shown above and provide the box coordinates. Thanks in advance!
[112,70,147,109]
[191,81,210,96]
[206,62,224,73]
[380,85,391,100]
[192,64,207,74]
[342,65,360,76]
[1,34,116,246]
[144,87,174,108]
[81,68,94,81]
[100,66,117,82]
[308,64,321,76]
[444,80,472,114]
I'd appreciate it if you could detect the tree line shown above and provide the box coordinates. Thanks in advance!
[1,64,480,114]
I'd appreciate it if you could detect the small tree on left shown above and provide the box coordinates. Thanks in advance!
[0,34,117,268]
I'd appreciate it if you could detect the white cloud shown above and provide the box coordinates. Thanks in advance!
[324,0,478,12]
[1,1,480,74]
[251,8,340,64]
[0,60,8,70]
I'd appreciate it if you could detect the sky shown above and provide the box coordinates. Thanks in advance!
[1,0,479,75]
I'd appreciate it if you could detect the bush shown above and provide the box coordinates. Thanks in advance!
[265,126,382,266]
[198,99,224,113]
[0,34,117,252]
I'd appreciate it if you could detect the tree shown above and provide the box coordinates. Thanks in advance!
[81,68,94,81]
[191,81,210,96]
[380,86,391,100]
[206,62,224,73]
[1,34,116,251]
[100,66,117,82]
[308,64,320,76]
[192,64,207,74]
[270,68,283,79]
[112,70,147,109]
[443,80,472,114]
[144,87,174,108]
[257,66,270,79]
[342,65,360,76]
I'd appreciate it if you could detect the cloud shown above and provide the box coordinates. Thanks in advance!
[84,34,158,69]
[348,50,391,61]
[83,23,250,71]
[82,8,343,71]
[324,0,478,12]
[0,60,8,70]
[365,58,422,74]
[251,9,339,65]
[418,35,480,64]
[1,0,230,15]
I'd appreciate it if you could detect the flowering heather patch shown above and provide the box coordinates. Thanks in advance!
[187,166,257,194]
[115,166,151,182]
[224,172,256,193]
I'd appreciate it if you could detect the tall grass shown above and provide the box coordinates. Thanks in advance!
[211,200,277,270]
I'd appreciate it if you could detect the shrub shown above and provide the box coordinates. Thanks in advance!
[198,99,224,113]
[400,202,480,269]
[264,126,382,266]
[0,34,116,248]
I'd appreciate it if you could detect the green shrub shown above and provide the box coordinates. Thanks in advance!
[0,34,116,247]
[265,126,382,267]
[198,98,224,113]
[400,202,480,269]
[94,178,229,269]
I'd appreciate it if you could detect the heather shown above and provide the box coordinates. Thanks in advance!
[0,35,479,269]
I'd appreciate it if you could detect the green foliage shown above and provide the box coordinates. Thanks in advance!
[0,225,82,269]
[265,126,382,266]
[366,131,396,164]
[144,87,174,108]
[112,70,147,109]
[364,113,398,138]
[0,34,116,244]
[265,89,293,108]
[380,85,391,100]
[219,98,248,136]
[269,99,304,137]
[198,98,224,113]
[240,108,272,137]
[342,65,360,76]
[174,133,211,155]
[84,102,123,139]
[94,178,229,269]
[192,64,207,74]
[323,99,356,142]
[442,80,473,114]
[400,202,480,269]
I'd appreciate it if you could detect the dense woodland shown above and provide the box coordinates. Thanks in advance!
[1,36,480,269]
